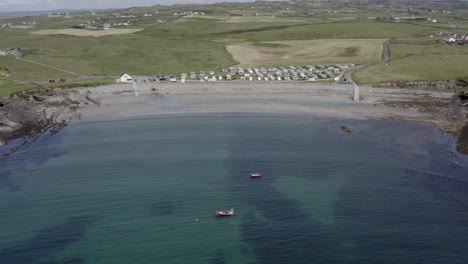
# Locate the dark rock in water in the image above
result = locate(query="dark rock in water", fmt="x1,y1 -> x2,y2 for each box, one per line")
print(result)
340,126 -> 352,134
457,124 -> 468,155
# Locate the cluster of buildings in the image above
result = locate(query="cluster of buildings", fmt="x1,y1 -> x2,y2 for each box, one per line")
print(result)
375,16 -> 402,23
173,11 -> 206,16
118,64 -> 355,83
376,16 -> 438,23
76,20 -> 131,30
0,48 -> 22,57
440,32 -> 468,45
1,21 -> 36,29
143,11 -> 159,17
184,64 -> 354,82
77,11 -> 165,30
48,13 -> 71,18
0,23 -> 12,29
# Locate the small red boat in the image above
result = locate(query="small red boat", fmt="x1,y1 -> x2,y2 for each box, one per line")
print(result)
215,208 -> 236,216
250,172 -> 262,178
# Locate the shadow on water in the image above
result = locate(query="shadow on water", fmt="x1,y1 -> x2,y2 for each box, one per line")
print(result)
0,215 -> 96,264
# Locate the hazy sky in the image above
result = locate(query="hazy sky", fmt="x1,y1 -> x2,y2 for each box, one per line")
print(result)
0,0 -> 259,12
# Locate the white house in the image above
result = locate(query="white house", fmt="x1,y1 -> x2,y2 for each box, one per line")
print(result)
117,73 -> 132,83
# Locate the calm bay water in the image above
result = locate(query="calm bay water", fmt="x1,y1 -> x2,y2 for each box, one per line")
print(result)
1,113 -> 468,264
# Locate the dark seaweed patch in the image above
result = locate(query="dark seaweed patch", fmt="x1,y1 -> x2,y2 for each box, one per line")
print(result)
0,215 -> 96,264
37,257 -> 85,264
210,249 -> 226,264
150,201 -> 175,217
0,172 -> 14,189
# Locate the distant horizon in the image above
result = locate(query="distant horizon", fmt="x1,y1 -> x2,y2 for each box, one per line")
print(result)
0,0 -> 263,12
1,0 -> 467,12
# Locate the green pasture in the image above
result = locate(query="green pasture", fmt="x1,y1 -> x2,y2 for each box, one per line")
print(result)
0,78 -> 115,98
0,56 -> 75,81
390,43 -> 468,60
0,80 -> 39,97
43,78 -> 115,89
354,43 -> 468,84
216,21 -> 433,41
354,54 -> 468,84
0,1 -> 466,91
0,28 -> 236,79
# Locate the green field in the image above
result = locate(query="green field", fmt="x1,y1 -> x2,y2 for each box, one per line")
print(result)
0,0 -> 467,93
354,43 -> 468,84
0,80 -> 39,97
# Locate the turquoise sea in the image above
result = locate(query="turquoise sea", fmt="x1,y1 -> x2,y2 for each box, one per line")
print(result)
1,113 -> 468,264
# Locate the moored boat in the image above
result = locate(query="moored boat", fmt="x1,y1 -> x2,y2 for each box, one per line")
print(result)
215,208 -> 236,216
250,172 -> 262,178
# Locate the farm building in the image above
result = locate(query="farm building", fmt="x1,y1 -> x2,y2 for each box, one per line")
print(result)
117,73 -> 133,83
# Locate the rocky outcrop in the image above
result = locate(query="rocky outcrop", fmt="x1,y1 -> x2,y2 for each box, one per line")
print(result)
0,89 -> 83,152
340,126 -> 352,134
85,91 -> 101,107
457,124 -> 468,154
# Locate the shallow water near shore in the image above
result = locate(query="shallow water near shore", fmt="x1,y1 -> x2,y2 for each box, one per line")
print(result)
1,113 -> 468,264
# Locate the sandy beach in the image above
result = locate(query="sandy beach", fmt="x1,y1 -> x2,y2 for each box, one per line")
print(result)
78,82 -> 455,127
1,81 -> 465,154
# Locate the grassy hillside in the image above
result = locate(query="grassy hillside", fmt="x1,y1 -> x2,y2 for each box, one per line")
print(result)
0,0 -> 467,95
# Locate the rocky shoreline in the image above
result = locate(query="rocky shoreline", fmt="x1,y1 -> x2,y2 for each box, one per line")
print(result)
0,88 -> 96,156
1,82 -> 467,156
